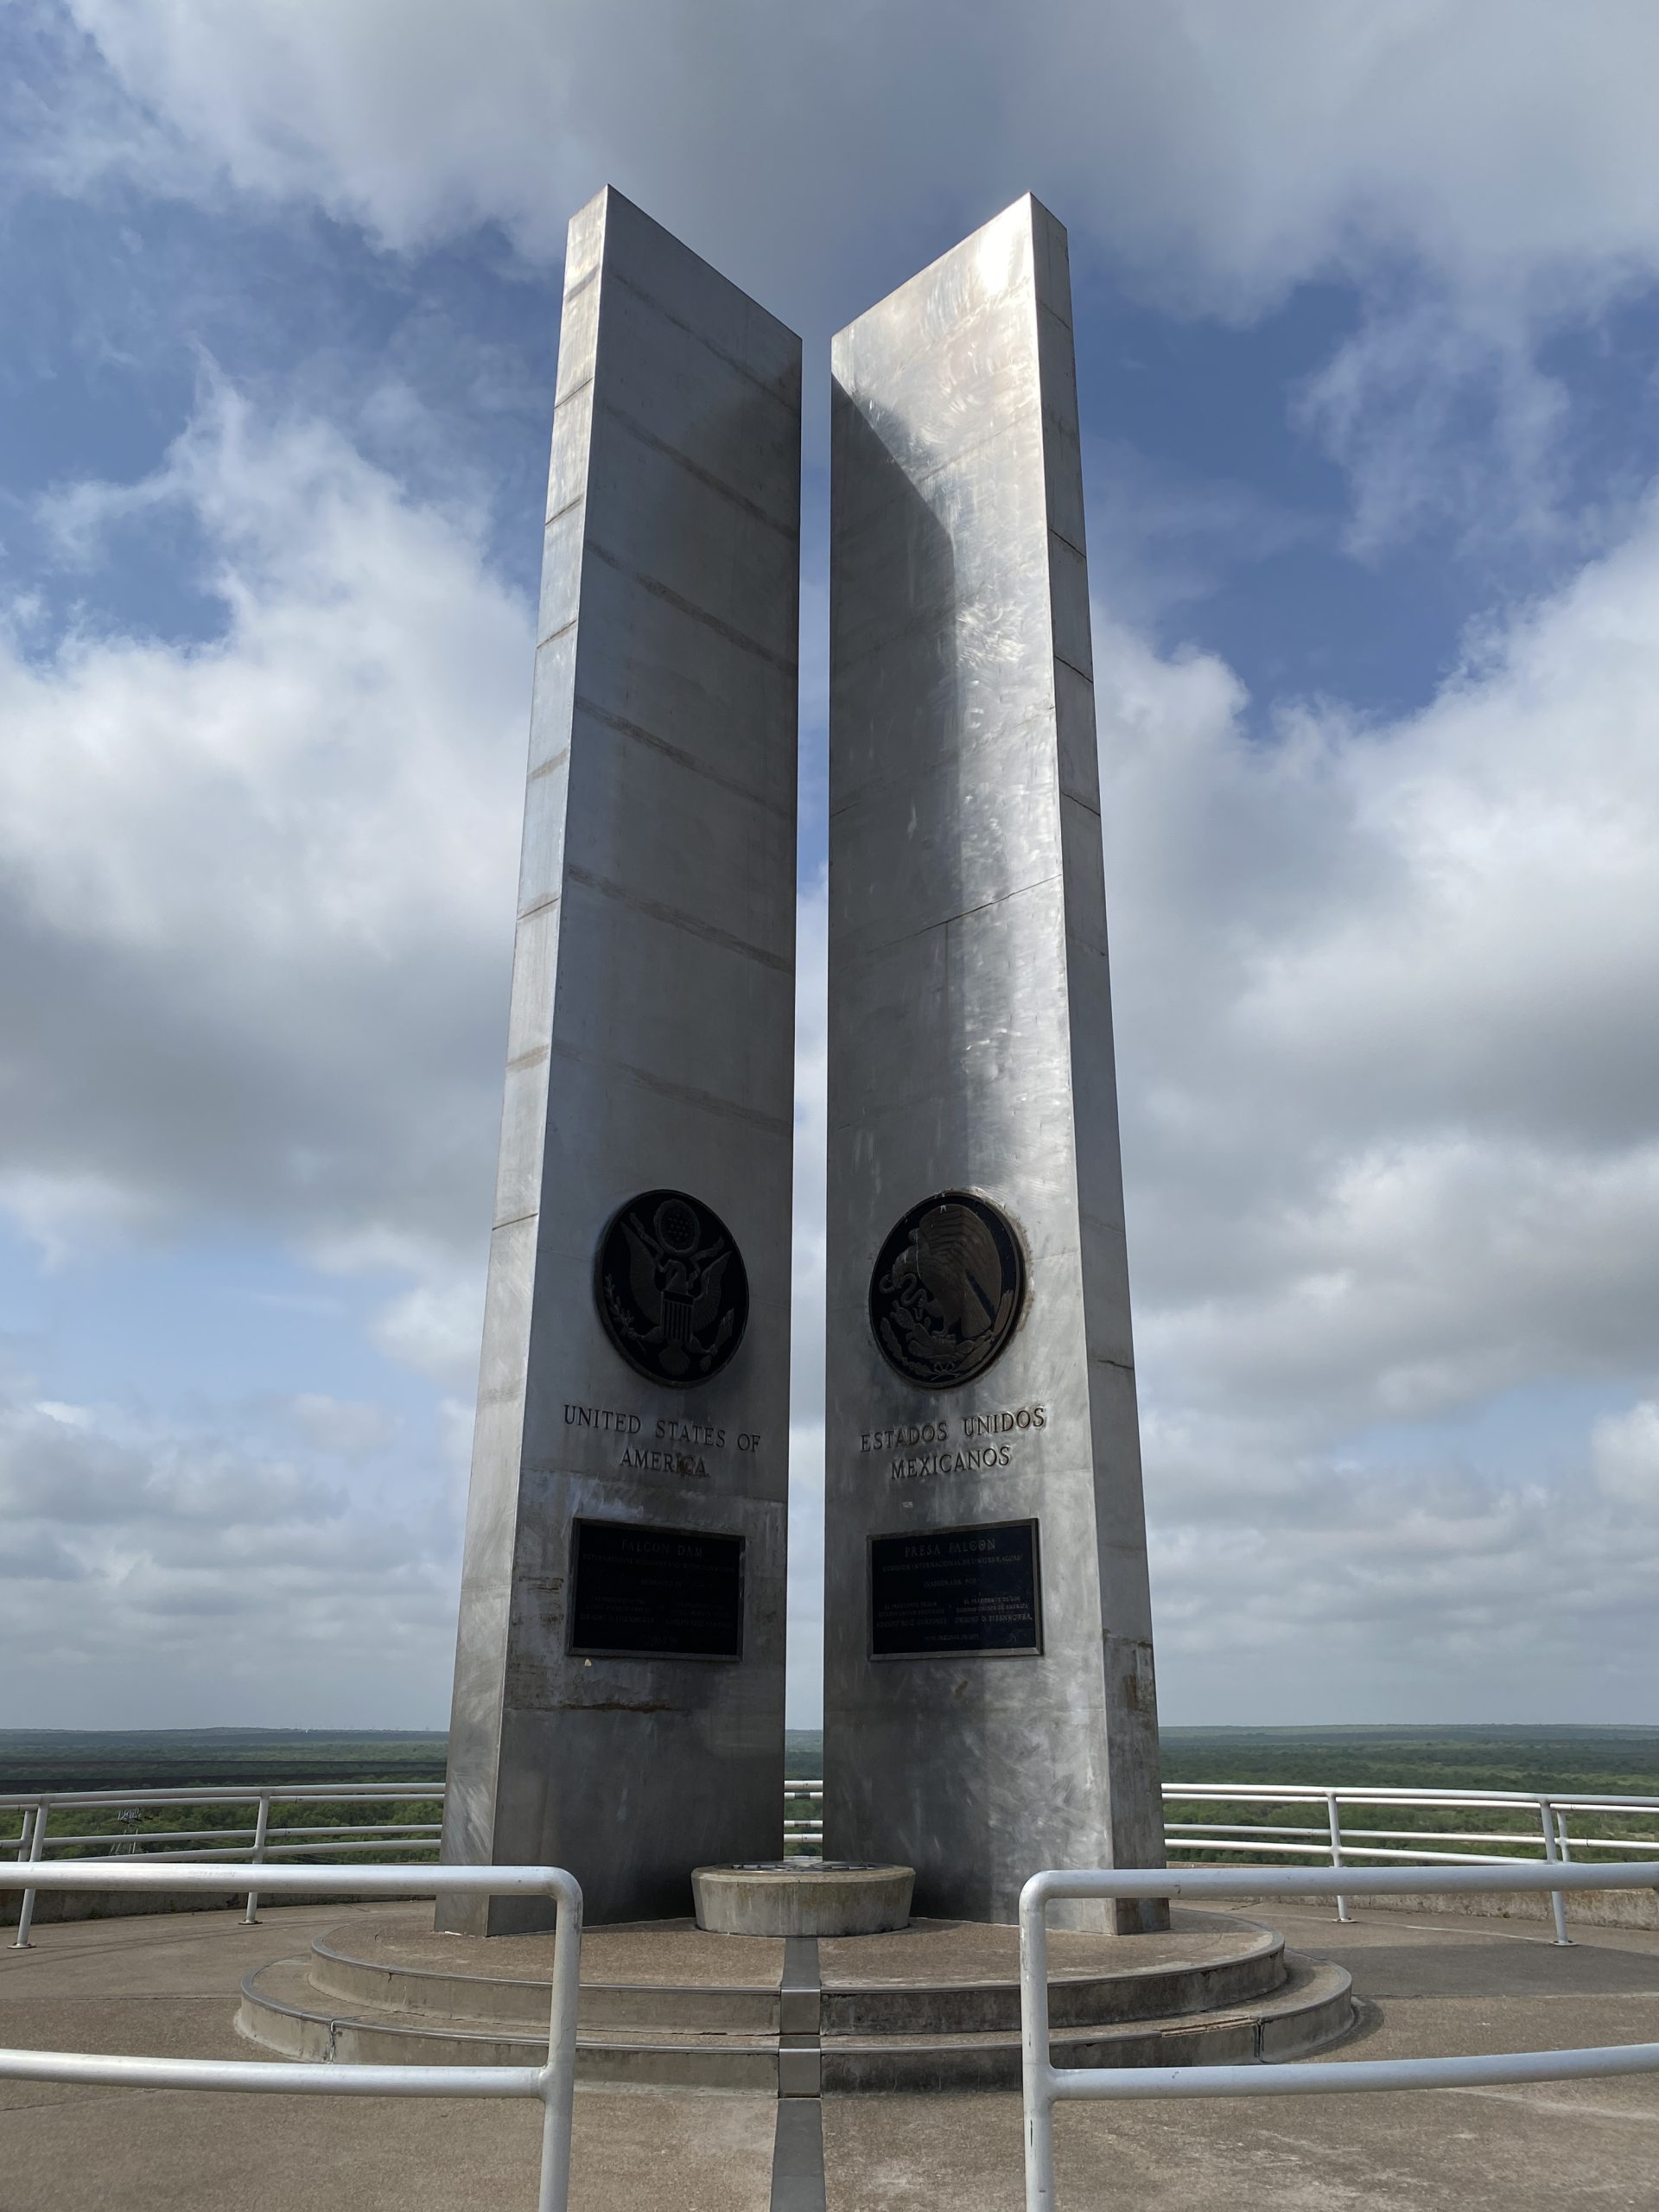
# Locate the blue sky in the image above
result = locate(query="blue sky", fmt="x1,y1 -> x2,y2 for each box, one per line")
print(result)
3,0 -> 1659,1730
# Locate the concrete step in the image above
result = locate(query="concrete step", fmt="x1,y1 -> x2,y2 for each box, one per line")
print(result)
289,1909 -> 1288,2038
820,1955 -> 1355,2092
237,1958 -> 780,2090
235,1945 -> 1354,2094
820,1922 -> 1287,2037
306,1930 -> 779,2034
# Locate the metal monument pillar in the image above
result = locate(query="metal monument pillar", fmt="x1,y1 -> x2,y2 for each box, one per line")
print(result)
822,195 -> 1166,1930
440,188 -> 800,1933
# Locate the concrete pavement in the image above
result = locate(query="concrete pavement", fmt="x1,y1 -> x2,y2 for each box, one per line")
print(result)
3,1899 -> 1656,2209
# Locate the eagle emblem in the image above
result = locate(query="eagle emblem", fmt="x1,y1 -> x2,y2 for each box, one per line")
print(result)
595,1189 -> 748,1385
868,1192 -> 1026,1389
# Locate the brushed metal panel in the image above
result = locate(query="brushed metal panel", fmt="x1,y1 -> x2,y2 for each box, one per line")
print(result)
440,188 -> 799,1932
823,195 -> 1165,1932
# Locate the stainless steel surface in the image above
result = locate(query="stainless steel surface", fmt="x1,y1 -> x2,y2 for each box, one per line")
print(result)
823,196 -> 1164,1929
440,188 -> 800,1931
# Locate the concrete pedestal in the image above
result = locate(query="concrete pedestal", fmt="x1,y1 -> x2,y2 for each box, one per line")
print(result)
692,1862 -> 914,1936
238,1907 -> 1352,2091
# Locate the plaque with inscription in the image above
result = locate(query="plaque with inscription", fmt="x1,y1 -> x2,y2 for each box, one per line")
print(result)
569,1518 -> 745,1660
868,1192 -> 1026,1389
594,1188 -> 748,1386
868,1519 -> 1042,1659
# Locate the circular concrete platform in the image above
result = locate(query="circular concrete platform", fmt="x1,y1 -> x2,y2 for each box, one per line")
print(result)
692,1859 -> 913,1936
236,1906 -> 1355,2092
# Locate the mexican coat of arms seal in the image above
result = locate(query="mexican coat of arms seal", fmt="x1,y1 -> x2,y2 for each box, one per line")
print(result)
868,1191 -> 1026,1389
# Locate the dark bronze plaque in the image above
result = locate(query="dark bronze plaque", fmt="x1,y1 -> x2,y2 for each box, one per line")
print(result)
868,1191 -> 1026,1389
568,1518 -> 745,1660
868,1519 -> 1042,1659
595,1188 -> 748,1386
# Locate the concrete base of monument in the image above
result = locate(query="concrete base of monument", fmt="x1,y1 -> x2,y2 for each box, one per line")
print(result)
235,1907 -> 1354,2093
692,1859 -> 914,1936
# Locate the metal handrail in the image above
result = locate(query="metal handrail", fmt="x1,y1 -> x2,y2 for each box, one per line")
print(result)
1019,1859 -> 1659,2212
12,1774 -> 1659,1945
0,1859 -> 582,2212
1160,1781 -> 1659,1940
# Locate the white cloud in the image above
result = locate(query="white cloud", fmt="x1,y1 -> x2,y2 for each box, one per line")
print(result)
1103,489 -> 1659,1433
0,376 -> 527,1351
0,1388 -> 460,1721
286,1393 -> 400,1459
7,10 -> 1659,1724
1592,1401 -> 1659,1508
36,0 -> 1659,312
1094,487 -> 1659,1713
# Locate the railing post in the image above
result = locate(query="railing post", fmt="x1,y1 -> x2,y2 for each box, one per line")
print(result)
1020,1882 -> 1056,2212
1325,1793 -> 1352,1923
245,1795 -> 272,1925
536,1876 -> 583,2212
14,1802 -> 48,1948
1539,1799 -> 1572,1946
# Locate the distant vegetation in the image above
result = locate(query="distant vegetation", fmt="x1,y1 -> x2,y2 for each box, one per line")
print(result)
5,1723 -> 1656,1864
1159,1725 -> 1659,1866
1159,1725 -> 1659,1797
0,1730 -> 447,1860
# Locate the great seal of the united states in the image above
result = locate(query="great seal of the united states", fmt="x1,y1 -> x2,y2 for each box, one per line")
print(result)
595,1189 -> 748,1385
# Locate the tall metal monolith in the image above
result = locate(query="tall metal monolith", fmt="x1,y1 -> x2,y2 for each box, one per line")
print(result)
440,188 -> 799,1934
822,195 -> 1166,1930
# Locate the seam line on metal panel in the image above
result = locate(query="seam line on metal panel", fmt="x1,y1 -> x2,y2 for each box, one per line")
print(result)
827,568 -> 1046,677
545,494 -> 584,526
505,1048 -> 550,1071
838,266 -> 1033,391
518,893 -> 562,920
573,696 -> 791,823
1048,520 -> 1087,560
835,388 -> 1033,519
602,403 -> 797,540
609,269 -> 801,416
537,619 -> 578,648
831,871 -> 1064,958
563,266 -> 598,303
492,1208 -> 538,1230
547,1041 -> 791,1137
553,374 -> 595,410
528,747 -> 570,782
563,863 -> 789,972
1054,650 -> 1093,683
583,542 -> 798,676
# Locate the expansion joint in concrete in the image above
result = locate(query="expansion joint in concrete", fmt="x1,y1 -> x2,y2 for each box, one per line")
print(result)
772,1935 -> 825,2209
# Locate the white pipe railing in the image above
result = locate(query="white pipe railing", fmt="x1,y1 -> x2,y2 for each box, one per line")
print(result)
0,1859 -> 582,2212
1020,1859 -> 1659,2212
1161,1783 -> 1659,1948
12,1776 -> 1659,1944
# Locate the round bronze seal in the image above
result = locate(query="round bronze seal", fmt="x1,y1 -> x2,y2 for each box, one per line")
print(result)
594,1189 -> 748,1386
868,1191 -> 1026,1389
